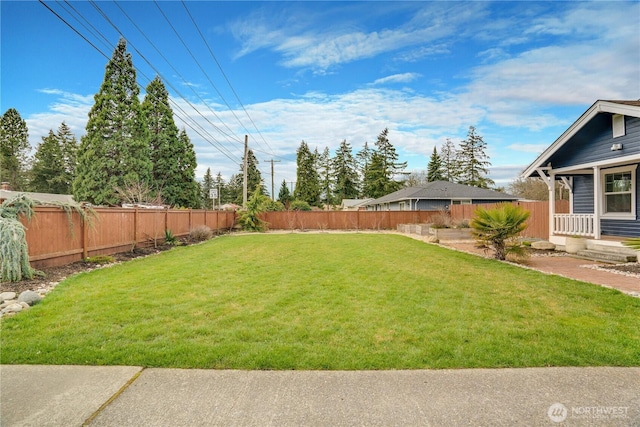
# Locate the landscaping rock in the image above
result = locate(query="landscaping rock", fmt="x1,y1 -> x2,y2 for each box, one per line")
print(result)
531,241 -> 556,250
1,291 -> 17,302
19,301 -> 30,309
2,303 -> 23,314
17,290 -> 42,306
427,236 -> 439,243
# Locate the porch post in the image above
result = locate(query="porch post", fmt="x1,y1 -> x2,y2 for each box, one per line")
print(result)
593,166 -> 601,239
548,172 -> 555,239
536,167 -> 555,240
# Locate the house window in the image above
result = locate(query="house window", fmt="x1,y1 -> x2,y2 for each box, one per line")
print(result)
612,114 -> 625,138
451,199 -> 471,205
601,165 -> 636,218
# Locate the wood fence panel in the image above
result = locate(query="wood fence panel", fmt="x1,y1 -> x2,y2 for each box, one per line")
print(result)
88,209 -> 136,254
23,207 -> 83,264
166,210 -> 191,236
449,200 -> 569,239
136,210 -> 167,246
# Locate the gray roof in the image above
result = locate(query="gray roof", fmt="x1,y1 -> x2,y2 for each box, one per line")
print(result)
0,190 -> 75,205
366,181 -> 518,205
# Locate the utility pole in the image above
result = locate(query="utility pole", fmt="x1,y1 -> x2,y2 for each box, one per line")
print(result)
264,159 -> 281,200
242,135 -> 248,209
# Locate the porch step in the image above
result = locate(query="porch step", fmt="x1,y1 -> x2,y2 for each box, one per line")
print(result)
575,249 -> 637,263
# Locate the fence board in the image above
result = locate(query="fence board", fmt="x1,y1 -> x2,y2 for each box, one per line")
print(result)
22,208 -> 235,268
449,200 -> 569,239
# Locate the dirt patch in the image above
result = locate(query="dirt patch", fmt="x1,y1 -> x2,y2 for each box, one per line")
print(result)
596,263 -> 640,275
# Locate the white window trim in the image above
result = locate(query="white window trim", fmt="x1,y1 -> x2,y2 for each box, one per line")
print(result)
599,164 -> 637,220
612,114 -> 625,138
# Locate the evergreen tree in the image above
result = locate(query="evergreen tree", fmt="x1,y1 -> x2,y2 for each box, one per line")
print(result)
0,108 -> 30,190
426,147 -> 444,182
293,140 -> 320,206
213,172 -> 226,208
333,139 -> 359,201
362,152 -> 388,199
457,126 -> 494,188
30,130 -> 66,193
277,179 -> 292,207
57,122 -> 78,189
200,168 -> 215,209
225,174 -> 242,205
373,128 -> 407,193
141,76 -> 199,207
355,141 -> 372,196
440,138 -> 459,182
361,128 -> 406,197
235,149 -> 265,204
73,38 -> 152,205
318,146 -> 334,207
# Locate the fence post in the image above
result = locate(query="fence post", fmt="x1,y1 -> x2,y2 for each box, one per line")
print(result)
134,208 -> 139,248
81,208 -> 88,259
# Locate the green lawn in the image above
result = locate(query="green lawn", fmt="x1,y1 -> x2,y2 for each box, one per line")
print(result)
1,233 -> 638,369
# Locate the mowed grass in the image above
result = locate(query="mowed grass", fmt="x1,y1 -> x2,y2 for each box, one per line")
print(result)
1,233 -> 639,369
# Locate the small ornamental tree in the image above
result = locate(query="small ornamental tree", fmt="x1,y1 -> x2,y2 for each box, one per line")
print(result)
238,184 -> 270,232
470,203 -> 530,260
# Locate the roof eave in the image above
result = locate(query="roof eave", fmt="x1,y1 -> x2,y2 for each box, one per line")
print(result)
521,100 -> 640,178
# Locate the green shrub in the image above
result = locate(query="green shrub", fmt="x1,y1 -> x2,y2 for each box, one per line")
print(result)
164,229 -> 178,246
470,203 -> 530,260
622,237 -> 640,251
238,185 -> 270,232
290,200 -> 312,211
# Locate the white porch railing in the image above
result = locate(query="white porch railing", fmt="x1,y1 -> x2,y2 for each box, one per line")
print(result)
553,214 -> 595,237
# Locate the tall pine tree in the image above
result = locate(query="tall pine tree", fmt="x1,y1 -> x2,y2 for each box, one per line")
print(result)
0,108 -> 30,190
426,147 -> 444,182
235,149 -> 265,204
318,146 -> 334,207
141,76 -> 199,207
333,139 -> 359,201
440,138 -> 459,182
73,38 -> 151,205
277,179 -> 292,207
362,128 -> 407,198
200,167 -> 214,209
293,140 -> 320,206
457,126 -> 494,188
30,127 -> 74,194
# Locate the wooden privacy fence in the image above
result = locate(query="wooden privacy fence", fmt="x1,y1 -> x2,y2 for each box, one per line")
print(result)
23,207 -> 235,268
260,210 -> 441,231
450,200 -> 569,239
20,201 -> 563,269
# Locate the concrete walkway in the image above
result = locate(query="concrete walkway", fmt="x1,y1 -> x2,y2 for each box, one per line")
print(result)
1,365 -> 639,426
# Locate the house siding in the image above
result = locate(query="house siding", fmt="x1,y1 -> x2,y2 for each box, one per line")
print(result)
573,175 -> 594,214
571,168 -> 640,237
550,114 -> 640,169
370,198 -> 516,211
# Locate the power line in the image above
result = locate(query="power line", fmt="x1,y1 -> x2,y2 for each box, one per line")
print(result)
180,0 -> 276,157
40,0 -> 243,165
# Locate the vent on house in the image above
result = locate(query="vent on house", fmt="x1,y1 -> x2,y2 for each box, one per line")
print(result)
612,114 -> 625,138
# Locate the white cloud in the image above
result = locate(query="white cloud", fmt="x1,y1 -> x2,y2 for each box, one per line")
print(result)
372,73 -> 421,85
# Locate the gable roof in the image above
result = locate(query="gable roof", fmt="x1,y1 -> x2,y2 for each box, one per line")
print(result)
365,181 -> 518,205
521,100 -> 640,178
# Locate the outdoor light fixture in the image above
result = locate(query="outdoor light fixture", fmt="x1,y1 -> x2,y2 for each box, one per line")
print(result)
611,143 -> 623,151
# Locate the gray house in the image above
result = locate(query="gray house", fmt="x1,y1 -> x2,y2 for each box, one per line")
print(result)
521,100 -> 640,247
364,181 -> 519,211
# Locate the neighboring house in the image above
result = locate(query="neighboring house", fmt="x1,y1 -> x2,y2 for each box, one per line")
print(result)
0,189 -> 75,205
340,198 -> 373,211
521,100 -> 640,246
364,181 -> 519,211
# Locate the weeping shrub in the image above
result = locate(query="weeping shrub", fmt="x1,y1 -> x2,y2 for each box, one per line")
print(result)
0,195 -> 36,281
0,195 -> 94,282
238,186 -> 270,232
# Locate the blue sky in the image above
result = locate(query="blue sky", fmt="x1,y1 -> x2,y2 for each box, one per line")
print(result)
2,1 -> 639,192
